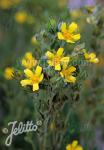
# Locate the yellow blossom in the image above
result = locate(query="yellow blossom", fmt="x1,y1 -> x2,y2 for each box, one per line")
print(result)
4,67 -> 14,80
66,140 -> 83,150
20,66 -> 44,91
84,52 -> 99,64
0,0 -> 20,9
45,48 -> 70,71
60,66 -> 76,83
15,11 -> 27,24
22,52 -> 37,69
57,22 -> 81,43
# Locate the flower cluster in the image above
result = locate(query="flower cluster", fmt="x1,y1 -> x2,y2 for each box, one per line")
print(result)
45,47 -> 76,83
4,21 -> 99,92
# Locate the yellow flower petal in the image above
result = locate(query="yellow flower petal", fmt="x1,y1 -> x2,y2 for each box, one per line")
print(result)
69,22 -> 78,33
61,57 -> 70,64
73,34 -> 81,41
76,146 -> 83,150
22,59 -> 27,67
57,48 -> 64,56
66,75 -> 76,83
85,52 -> 96,59
45,51 -> 54,59
61,57 -> 70,69
72,140 -> 78,147
61,22 -> 67,32
66,39 -> 75,43
47,60 -> 54,66
20,79 -> 32,86
68,66 -> 76,73
39,74 -> 44,82
84,52 -> 99,64
60,72 -> 63,77
90,58 -> 99,63
33,83 -> 39,91
84,53 -> 90,59
24,69 -> 33,78
57,32 -> 65,40
25,52 -> 33,59
4,67 -> 14,80
35,66 -> 42,76
89,53 -> 96,59
66,144 -> 71,150
55,64 -> 61,70
66,141 -> 83,150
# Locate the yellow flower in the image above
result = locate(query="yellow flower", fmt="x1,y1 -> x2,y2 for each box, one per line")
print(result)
0,0 -> 12,9
22,52 -> 37,69
4,67 -> 14,80
60,66 -> 76,83
15,11 -> 27,24
66,140 -> 83,150
20,66 -> 44,91
0,0 -> 20,9
84,52 -> 99,64
57,22 -> 81,43
45,48 -> 70,71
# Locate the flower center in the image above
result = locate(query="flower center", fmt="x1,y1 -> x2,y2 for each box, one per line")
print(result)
31,75 -> 39,83
63,31 -> 73,40
54,56 -> 61,65
62,69 -> 70,77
